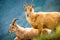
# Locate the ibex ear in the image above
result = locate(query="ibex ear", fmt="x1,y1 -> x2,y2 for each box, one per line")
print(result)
24,4 -> 26,8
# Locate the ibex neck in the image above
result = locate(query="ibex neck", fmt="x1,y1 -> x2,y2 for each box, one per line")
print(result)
15,24 -> 24,35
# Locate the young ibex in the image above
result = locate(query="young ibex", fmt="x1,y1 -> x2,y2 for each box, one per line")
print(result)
24,2 -> 60,33
8,18 -> 39,40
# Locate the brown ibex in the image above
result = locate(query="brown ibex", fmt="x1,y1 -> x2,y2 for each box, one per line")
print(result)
8,18 -> 39,40
24,1 -> 60,34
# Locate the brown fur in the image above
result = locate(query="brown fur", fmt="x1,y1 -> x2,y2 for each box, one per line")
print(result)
24,4 -> 60,33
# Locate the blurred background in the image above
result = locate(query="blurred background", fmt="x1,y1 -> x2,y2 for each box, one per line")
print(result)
0,0 -> 60,40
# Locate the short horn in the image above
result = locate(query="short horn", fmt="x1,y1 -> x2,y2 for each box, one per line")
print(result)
30,0 -> 34,8
11,18 -> 19,25
30,0 -> 33,5
24,0 -> 27,5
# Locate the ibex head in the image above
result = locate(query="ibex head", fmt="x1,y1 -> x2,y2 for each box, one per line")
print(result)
24,0 -> 34,17
8,18 -> 19,33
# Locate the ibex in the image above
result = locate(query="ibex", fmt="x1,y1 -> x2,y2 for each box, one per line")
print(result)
24,1 -> 60,34
8,18 -> 39,40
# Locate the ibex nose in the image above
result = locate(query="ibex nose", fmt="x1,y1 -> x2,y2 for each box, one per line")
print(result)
27,13 -> 30,17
